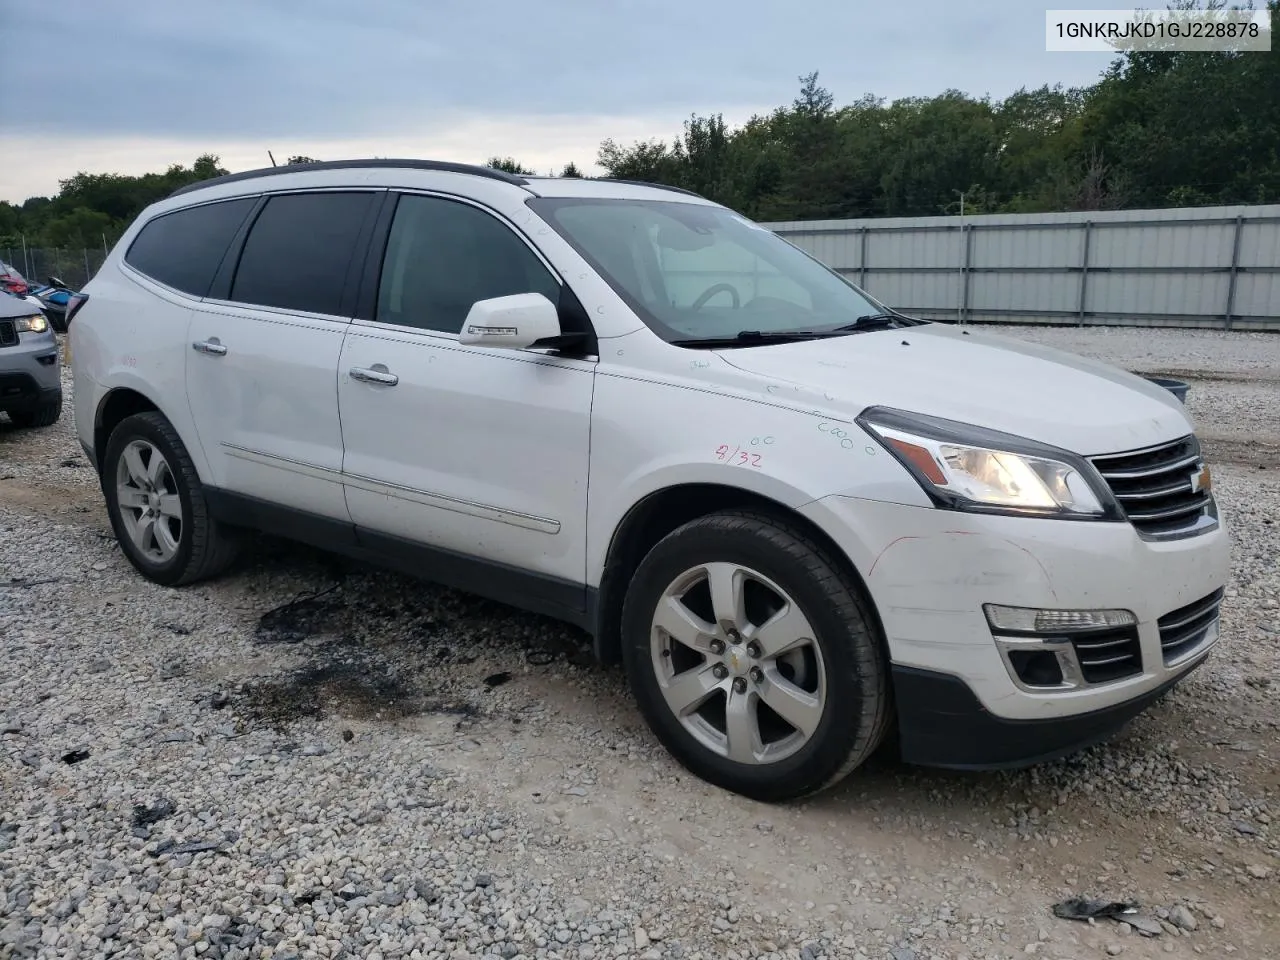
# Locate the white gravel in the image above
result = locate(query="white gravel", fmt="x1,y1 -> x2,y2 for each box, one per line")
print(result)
2,330 -> 1278,960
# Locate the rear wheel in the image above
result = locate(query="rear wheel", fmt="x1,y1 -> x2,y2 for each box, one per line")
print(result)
7,393 -> 62,428
621,510 -> 890,802
102,411 -> 241,586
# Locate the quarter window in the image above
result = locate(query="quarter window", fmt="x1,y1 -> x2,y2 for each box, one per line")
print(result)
376,194 -> 560,334
231,191 -> 376,316
124,197 -> 257,297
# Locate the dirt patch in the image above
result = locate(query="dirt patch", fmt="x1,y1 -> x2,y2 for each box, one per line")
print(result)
1198,437 -> 1280,470
237,641 -> 433,728
233,576 -> 546,730
254,583 -> 348,644
0,476 -> 101,520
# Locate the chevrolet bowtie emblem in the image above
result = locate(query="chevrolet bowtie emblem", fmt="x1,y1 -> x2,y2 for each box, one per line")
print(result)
1191,462 -> 1212,493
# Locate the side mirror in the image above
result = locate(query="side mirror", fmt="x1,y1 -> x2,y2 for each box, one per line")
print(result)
458,292 -> 562,350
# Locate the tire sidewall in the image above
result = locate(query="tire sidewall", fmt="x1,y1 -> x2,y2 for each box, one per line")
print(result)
102,413 -> 199,586
621,517 -> 882,799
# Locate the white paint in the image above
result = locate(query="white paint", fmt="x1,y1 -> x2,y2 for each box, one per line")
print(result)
72,163 -> 1231,744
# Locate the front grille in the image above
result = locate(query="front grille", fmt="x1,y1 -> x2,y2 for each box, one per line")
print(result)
0,320 -> 16,347
1070,626 -> 1144,684
1158,589 -> 1224,665
1090,435 -> 1212,538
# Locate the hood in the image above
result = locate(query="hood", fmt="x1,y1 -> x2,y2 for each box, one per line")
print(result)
715,323 -> 1192,457
0,292 -> 45,320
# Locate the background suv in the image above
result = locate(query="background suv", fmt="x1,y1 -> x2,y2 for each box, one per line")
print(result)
0,292 -> 62,428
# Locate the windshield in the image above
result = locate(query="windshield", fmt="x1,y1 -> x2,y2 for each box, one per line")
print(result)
526,197 -> 893,343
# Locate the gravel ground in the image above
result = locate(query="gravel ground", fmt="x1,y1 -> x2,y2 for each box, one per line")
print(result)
2,328 -> 1277,960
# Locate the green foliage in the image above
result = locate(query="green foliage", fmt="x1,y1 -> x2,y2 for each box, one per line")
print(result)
4,4 -> 1277,252
485,156 -> 536,175
597,3 -> 1280,218
0,154 -> 229,250
286,155 -> 319,165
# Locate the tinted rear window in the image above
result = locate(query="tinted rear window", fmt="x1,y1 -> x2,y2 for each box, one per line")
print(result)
125,197 -> 257,297
230,192 -> 376,316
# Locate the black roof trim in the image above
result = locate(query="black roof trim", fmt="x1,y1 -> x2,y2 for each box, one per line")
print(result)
596,178 -> 706,199
169,159 -> 530,198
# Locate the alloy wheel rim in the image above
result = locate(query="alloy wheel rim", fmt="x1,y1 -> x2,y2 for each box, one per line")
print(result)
650,562 -> 826,765
115,439 -> 182,563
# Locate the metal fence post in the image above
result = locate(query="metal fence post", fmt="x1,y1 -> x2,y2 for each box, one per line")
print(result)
1224,214 -> 1244,331
1078,221 -> 1092,327
960,224 -> 974,324
858,226 -> 869,289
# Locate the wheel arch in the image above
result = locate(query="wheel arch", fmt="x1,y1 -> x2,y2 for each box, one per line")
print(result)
92,387 -> 187,477
591,482 -> 886,666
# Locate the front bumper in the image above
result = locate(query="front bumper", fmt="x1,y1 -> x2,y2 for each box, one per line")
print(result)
890,660 -> 1205,768
799,494 -> 1230,762
0,331 -> 62,411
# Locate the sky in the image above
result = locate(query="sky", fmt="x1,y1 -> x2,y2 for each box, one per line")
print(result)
0,0 -> 1124,203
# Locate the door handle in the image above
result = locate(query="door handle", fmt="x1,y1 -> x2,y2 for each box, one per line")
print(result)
349,365 -> 398,386
192,338 -> 227,356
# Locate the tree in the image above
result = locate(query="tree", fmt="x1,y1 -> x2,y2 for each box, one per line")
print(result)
286,155 -> 320,165
486,156 -> 536,175
5,22 -> 1279,252
3,156 -> 229,249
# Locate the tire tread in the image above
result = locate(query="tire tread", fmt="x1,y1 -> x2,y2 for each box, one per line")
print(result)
105,411 -> 240,586
8,394 -> 62,429
622,507 -> 892,802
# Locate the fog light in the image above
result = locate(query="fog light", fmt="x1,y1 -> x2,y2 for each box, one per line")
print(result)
1007,649 -> 1065,687
984,604 -> 1137,634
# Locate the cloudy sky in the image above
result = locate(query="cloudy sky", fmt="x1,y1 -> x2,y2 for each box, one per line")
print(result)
1,0 -> 1123,203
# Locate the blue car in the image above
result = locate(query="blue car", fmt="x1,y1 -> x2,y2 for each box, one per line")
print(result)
27,275 -> 80,333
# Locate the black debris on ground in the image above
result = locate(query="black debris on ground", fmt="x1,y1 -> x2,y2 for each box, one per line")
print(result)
132,797 -> 177,828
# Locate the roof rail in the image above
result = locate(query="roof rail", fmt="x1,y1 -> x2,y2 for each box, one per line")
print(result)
597,178 -> 706,199
169,158 -> 530,198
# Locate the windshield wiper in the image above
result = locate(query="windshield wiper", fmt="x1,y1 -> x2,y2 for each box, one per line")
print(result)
671,329 -> 846,348
831,313 -> 903,331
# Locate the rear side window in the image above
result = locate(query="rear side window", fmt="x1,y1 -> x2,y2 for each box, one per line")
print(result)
125,197 -> 256,297
230,192 -> 376,316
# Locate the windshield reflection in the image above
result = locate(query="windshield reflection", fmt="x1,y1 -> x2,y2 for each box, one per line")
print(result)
528,197 -> 895,344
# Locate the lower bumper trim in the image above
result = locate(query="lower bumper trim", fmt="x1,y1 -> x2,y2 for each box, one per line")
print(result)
0,379 -> 61,412
892,659 -> 1206,770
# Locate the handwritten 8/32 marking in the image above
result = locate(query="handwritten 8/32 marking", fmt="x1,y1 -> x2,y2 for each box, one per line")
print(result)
715,439 -> 770,468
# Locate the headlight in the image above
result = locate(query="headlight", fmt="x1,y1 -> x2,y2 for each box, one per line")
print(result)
858,407 -> 1119,520
15,313 -> 48,334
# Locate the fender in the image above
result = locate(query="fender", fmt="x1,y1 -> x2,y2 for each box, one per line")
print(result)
94,376 -> 213,484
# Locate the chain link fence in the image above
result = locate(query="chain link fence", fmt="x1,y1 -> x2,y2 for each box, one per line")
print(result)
2,247 -> 110,291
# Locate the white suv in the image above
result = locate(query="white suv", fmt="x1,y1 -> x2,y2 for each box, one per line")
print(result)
70,160 -> 1230,801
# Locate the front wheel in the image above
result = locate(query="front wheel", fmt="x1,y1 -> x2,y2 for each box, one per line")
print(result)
7,393 -> 62,428
621,510 -> 890,803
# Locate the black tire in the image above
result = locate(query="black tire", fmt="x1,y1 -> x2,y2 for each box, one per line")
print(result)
102,411 -> 242,586
7,393 -> 62,428
621,509 -> 890,803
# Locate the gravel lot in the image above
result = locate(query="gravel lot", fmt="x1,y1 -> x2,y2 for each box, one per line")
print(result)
2,325 -> 1277,960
